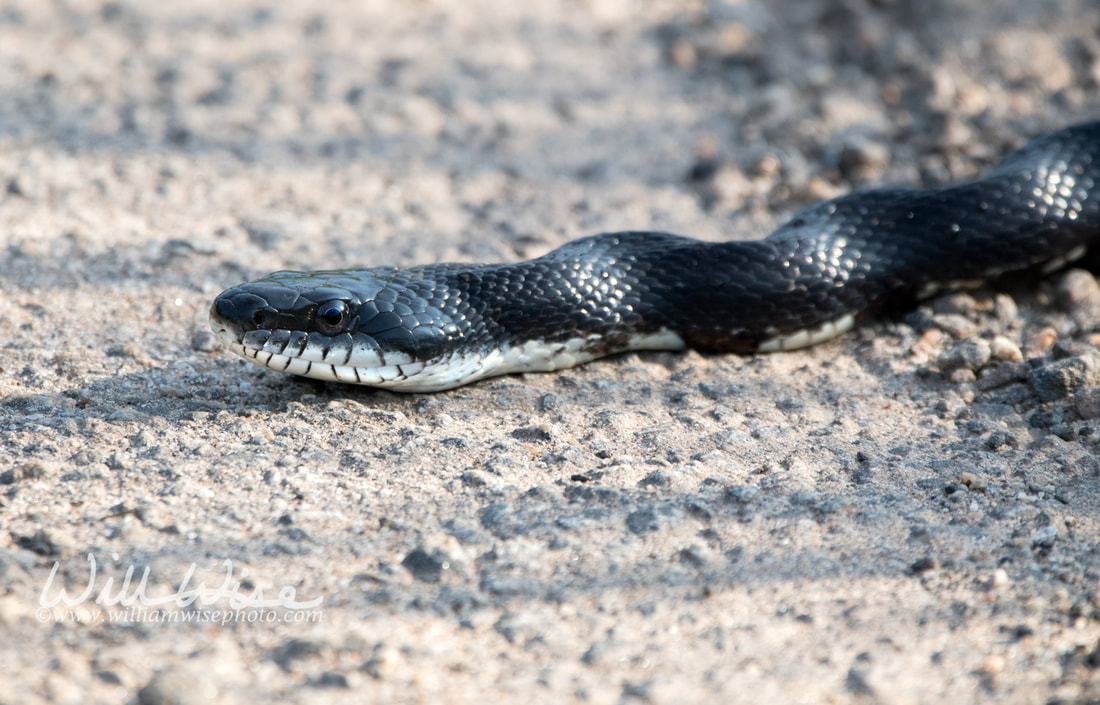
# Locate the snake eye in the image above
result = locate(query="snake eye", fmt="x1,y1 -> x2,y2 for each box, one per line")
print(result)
314,300 -> 350,335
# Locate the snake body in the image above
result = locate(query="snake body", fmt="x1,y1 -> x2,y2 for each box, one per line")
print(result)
210,122 -> 1100,392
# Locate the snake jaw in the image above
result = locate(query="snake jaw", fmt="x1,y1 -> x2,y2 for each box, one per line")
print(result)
210,284 -> 685,391
209,317 -> 428,388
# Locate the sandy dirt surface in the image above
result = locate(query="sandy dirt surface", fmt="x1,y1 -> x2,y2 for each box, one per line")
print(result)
3,0 -> 1100,703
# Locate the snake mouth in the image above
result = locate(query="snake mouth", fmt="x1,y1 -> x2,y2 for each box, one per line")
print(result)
208,323 -> 492,391
214,333 -> 430,387
210,298 -> 686,391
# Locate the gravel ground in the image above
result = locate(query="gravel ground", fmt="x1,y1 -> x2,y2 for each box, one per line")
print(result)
3,1 -> 1100,703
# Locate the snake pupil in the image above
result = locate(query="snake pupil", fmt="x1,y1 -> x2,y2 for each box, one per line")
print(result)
315,300 -> 350,335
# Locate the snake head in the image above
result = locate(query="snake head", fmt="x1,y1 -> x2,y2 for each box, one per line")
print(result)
209,269 -> 459,388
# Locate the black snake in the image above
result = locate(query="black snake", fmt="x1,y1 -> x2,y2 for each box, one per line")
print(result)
210,121 -> 1100,391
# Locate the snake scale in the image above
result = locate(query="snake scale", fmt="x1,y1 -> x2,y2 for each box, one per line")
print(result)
210,121 -> 1100,391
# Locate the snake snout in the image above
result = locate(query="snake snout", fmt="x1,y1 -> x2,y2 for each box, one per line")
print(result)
209,295 -> 240,336
210,288 -> 293,343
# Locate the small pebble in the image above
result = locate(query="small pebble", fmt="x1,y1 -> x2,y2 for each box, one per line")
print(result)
401,549 -> 444,583
639,471 -> 670,488
512,424 -> 552,442
460,469 -> 493,488
401,534 -> 470,583
937,339 -> 991,372
1052,340 -> 1097,360
930,292 -> 978,316
910,557 -> 938,573
990,336 -> 1022,362
1031,525 -> 1058,548
1030,354 -> 1100,401
949,368 -> 976,384
985,431 -> 1014,451
910,328 -> 945,360
993,294 -> 1019,324
931,313 -> 976,338
959,472 -> 988,491
1074,388 -> 1100,419
310,672 -> 350,689
1031,327 -> 1059,352
677,544 -> 713,567
1055,269 -> 1100,308
837,135 -> 890,180
976,362 -> 1027,391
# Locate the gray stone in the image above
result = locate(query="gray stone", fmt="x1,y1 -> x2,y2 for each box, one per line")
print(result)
930,313 -> 976,338
976,362 -> 1027,391
1074,388 -> 1100,419
310,672 -> 350,688
401,549 -> 444,583
930,292 -> 978,316
937,339 -> 991,372
837,135 -> 889,180
1056,269 -> 1100,308
511,425 -> 552,442
1030,354 -> 1100,401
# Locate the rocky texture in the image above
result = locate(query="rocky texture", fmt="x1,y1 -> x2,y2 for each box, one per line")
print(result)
3,1 -> 1100,704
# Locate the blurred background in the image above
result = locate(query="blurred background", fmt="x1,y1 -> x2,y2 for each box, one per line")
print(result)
2,2 -> 1100,704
